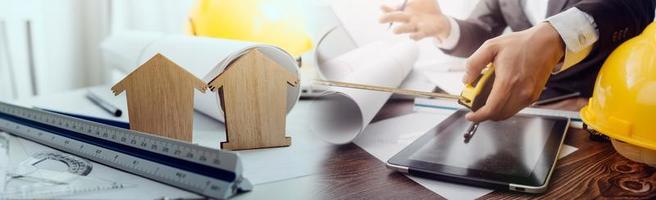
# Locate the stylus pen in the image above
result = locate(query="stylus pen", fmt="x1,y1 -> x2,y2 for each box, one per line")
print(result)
464,122 -> 479,143
86,91 -> 123,117
387,0 -> 409,30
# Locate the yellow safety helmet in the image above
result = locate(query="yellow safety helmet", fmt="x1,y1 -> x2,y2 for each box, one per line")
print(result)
187,0 -> 313,58
580,22 -> 656,165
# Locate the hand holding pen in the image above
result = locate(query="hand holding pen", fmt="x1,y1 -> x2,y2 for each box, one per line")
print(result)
386,0 -> 408,29
379,0 -> 453,41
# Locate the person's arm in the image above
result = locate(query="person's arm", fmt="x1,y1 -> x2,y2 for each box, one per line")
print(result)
548,0 -> 656,74
379,0 -> 506,57
546,7 -> 598,74
378,0 -> 452,41
464,0 -> 655,122
575,0 -> 656,58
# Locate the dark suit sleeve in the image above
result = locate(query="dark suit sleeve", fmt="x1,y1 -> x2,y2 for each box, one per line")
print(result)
543,0 -> 654,99
439,0 -> 507,57
575,0 -> 655,55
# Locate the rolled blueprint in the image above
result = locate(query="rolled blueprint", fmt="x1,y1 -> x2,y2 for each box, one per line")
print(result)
310,40 -> 419,144
102,31 -> 301,122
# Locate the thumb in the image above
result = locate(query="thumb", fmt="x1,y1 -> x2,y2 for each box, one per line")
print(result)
463,42 -> 496,84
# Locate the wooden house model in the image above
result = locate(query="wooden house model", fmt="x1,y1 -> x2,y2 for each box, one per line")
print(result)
208,49 -> 299,150
112,53 -> 207,141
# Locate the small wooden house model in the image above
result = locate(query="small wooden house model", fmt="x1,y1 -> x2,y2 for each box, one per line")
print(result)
112,54 -> 207,141
209,49 -> 299,150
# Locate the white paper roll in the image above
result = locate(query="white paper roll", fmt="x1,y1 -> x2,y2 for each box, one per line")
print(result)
311,40 -> 419,144
102,31 -> 301,122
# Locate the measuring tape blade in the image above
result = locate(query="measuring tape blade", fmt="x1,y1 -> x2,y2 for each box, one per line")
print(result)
0,101 -> 251,199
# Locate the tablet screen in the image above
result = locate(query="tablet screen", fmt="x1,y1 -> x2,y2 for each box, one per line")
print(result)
388,110 -> 569,187
409,115 -> 554,177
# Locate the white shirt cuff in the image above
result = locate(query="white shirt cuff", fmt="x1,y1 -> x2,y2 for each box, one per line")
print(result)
546,7 -> 599,73
433,17 -> 460,50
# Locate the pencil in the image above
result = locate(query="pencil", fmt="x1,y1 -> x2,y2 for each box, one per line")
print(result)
387,0 -> 409,30
86,91 -> 123,117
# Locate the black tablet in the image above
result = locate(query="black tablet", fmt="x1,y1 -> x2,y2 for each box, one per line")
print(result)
387,110 -> 569,193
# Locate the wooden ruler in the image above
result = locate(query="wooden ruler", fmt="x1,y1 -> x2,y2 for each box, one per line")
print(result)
314,79 -> 461,100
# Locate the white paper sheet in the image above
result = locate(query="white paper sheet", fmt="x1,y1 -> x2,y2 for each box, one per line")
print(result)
102,32 -> 301,122
418,68 -> 466,95
354,112 -> 579,199
327,0 -> 398,47
310,40 -> 419,144
192,101 -> 332,185
312,23 -> 436,100
0,132 -> 198,199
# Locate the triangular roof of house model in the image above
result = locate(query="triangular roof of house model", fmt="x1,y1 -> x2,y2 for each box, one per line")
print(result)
208,49 -> 298,92
112,53 -> 207,95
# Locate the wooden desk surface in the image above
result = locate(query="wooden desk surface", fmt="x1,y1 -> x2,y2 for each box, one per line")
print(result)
236,99 -> 656,199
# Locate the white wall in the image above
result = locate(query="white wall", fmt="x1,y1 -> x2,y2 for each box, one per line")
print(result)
0,0 -> 112,99
111,0 -> 193,34
0,0 -> 41,99
0,0 -> 195,100
35,0 -> 112,96
0,20 -> 14,101
36,1 -> 87,95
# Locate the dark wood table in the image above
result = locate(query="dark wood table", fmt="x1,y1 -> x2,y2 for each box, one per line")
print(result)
234,99 -> 656,199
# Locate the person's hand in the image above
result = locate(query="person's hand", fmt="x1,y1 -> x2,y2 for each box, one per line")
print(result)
378,0 -> 451,41
464,22 -> 565,122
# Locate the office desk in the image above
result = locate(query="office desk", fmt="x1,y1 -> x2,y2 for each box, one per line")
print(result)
12,87 -> 655,199
235,99 -> 656,200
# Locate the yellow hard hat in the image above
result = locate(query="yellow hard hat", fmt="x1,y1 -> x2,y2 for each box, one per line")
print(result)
187,0 -> 313,58
580,22 -> 656,162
